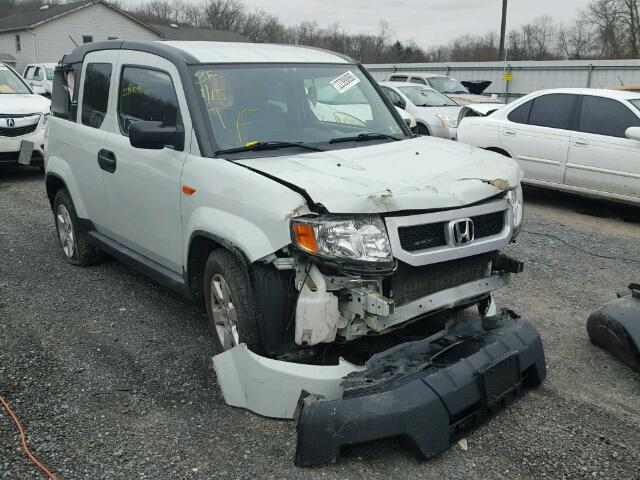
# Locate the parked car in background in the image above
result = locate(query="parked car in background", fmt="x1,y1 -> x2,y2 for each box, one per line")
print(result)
22,63 -> 56,96
379,81 -> 460,139
0,62 -> 50,169
388,72 -> 498,105
308,80 -> 416,131
457,88 -> 640,205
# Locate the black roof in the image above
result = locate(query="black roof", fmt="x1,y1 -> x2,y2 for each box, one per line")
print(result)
61,40 -> 198,65
0,0 -> 159,34
151,24 -> 248,43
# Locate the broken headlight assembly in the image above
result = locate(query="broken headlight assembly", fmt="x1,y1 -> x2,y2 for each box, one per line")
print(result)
290,216 -> 394,272
507,185 -> 524,237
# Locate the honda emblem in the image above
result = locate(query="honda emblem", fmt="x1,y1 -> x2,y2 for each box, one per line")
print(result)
450,218 -> 474,245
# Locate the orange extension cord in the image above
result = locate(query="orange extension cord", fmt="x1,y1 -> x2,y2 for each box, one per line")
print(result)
0,395 -> 59,480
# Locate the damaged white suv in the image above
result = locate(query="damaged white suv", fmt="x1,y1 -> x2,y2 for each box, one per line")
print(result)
45,41 -> 543,465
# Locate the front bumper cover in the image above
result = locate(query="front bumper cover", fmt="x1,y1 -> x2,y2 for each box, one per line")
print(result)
295,311 -> 546,466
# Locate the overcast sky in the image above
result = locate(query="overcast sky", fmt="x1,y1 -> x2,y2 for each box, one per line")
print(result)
240,0 -> 589,47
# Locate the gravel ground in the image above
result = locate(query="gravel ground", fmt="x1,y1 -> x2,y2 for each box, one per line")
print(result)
1,164 -> 639,479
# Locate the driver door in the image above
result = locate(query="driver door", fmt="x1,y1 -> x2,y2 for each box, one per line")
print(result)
100,50 -> 192,273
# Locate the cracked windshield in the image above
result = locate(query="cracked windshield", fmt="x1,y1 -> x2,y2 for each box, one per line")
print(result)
192,65 -> 407,152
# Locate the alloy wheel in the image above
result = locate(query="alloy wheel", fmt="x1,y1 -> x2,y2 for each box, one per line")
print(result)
210,274 -> 240,350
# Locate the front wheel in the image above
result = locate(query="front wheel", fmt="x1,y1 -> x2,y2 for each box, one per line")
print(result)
416,124 -> 430,136
204,249 -> 262,353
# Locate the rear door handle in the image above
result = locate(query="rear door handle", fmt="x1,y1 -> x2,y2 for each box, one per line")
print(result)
97,149 -> 117,173
503,129 -> 516,136
573,139 -> 589,147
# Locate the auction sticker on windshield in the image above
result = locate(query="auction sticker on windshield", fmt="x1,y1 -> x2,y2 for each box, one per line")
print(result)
330,71 -> 360,94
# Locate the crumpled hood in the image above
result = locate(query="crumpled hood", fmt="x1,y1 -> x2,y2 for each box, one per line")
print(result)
0,94 -> 50,115
447,93 -> 498,105
237,137 -> 523,213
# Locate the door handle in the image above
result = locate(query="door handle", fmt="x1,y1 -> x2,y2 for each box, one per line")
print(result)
97,149 -> 117,173
573,139 -> 589,147
503,129 -> 516,136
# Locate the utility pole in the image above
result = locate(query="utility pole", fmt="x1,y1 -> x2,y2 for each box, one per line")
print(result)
498,0 -> 508,61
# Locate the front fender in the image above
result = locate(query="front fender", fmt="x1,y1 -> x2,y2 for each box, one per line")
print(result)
184,206 -> 291,263
181,155 -> 312,265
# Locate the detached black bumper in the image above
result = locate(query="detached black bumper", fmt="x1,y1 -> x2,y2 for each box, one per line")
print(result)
295,312 -> 546,466
587,283 -> 640,373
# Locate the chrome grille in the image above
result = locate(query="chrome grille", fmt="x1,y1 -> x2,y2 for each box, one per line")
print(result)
397,210 -> 506,252
0,114 -> 40,138
385,199 -> 514,267
0,123 -> 38,137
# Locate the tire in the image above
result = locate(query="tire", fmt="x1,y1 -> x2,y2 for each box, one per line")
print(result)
416,123 -> 430,136
204,249 -> 262,354
53,188 -> 101,266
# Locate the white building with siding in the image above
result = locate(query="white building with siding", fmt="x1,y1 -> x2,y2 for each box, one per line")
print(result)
0,1 -> 160,73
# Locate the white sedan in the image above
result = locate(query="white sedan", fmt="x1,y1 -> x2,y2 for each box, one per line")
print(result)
379,81 -> 461,139
457,88 -> 640,205
0,62 -> 50,169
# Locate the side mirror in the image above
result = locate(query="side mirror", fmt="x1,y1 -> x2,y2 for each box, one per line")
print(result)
393,100 -> 405,109
32,85 -> 46,95
129,121 -> 184,150
625,126 -> 640,141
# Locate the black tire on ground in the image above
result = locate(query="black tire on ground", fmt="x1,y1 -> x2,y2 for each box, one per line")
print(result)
416,123 -> 430,136
204,249 -> 262,354
53,188 -> 102,266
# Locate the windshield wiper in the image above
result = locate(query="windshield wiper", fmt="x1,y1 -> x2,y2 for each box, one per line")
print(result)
215,141 -> 325,156
329,132 -> 401,144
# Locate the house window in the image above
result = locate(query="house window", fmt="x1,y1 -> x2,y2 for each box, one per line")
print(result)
15,34 -> 21,52
108,36 -> 118,40
82,35 -> 93,44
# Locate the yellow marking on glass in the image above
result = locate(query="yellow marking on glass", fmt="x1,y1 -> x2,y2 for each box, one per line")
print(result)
236,108 -> 259,143
208,107 -> 227,129
245,141 -> 259,147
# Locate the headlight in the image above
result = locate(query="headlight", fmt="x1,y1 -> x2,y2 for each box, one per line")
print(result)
507,185 -> 524,234
41,113 -> 50,128
435,114 -> 458,128
291,216 -> 392,265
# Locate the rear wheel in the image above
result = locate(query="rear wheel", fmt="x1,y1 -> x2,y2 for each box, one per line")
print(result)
204,249 -> 262,353
53,188 -> 101,266
416,124 -> 430,136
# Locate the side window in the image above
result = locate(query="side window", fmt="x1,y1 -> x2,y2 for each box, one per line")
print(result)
118,66 -> 180,135
81,63 -> 112,129
380,86 -> 405,109
34,67 -> 42,80
528,94 -> 577,130
390,75 -> 407,82
410,77 -> 427,85
507,100 -> 533,124
578,96 -> 640,138
24,66 -> 34,79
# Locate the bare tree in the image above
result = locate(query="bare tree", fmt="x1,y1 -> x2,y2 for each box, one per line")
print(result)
558,20 -> 595,59
202,0 -> 245,32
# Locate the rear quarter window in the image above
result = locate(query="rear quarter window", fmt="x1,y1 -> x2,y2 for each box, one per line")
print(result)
81,63 -> 112,129
507,100 -> 532,124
